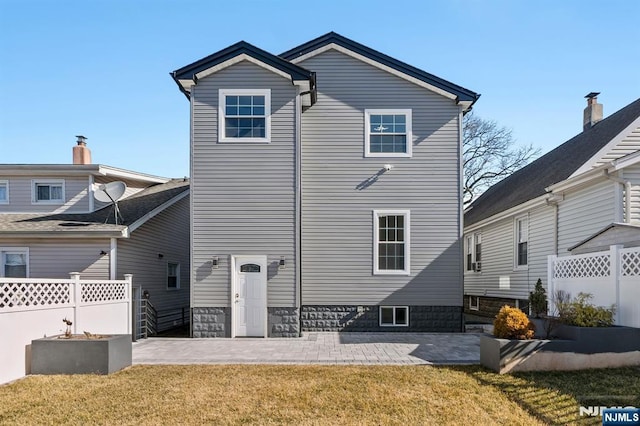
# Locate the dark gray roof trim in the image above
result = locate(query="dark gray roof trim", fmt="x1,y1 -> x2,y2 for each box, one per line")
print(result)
280,31 -> 480,104
465,97 -> 640,226
171,41 -> 316,101
0,179 -> 189,235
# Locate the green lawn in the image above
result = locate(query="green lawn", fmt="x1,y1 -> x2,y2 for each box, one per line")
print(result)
0,365 -> 638,425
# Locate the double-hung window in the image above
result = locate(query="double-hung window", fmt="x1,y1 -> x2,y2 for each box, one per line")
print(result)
219,89 -> 271,143
0,180 -> 8,203
1,249 -> 28,278
32,180 -> 64,204
515,216 -> 528,268
373,210 -> 410,275
167,262 -> 180,290
364,109 -> 412,157
465,233 -> 482,273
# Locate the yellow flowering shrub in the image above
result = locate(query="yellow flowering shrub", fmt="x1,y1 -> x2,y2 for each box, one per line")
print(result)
493,305 -> 535,340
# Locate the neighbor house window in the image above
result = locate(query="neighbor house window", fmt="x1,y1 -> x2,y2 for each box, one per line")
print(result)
380,306 -> 409,326
364,109 -> 412,157
32,180 -> 64,203
515,216 -> 528,268
167,262 -> 180,290
465,233 -> 482,273
373,210 -> 410,275
1,249 -> 28,278
469,296 -> 479,311
0,180 -> 7,203
219,89 -> 271,142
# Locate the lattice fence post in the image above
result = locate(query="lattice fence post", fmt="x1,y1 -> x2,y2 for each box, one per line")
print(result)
610,245 -> 621,325
547,255 -> 556,316
124,274 -> 133,335
69,272 -> 81,334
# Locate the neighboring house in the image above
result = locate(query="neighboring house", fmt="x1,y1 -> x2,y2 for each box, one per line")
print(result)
0,138 -> 190,332
464,95 -> 640,318
171,32 -> 479,337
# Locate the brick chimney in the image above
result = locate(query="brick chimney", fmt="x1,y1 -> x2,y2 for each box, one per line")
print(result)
583,92 -> 603,131
72,135 -> 92,164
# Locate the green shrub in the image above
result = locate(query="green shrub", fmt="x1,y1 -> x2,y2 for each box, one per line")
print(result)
493,305 -> 535,340
555,292 -> 615,327
528,278 -> 547,318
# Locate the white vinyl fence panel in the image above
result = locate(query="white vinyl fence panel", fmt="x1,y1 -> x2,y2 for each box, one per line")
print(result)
0,273 -> 132,384
548,246 -> 640,328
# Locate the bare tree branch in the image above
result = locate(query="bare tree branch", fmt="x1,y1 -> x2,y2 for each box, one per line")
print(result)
463,112 -> 540,206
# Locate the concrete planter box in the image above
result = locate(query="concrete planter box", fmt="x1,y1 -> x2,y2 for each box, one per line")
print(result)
31,334 -> 132,375
481,325 -> 640,374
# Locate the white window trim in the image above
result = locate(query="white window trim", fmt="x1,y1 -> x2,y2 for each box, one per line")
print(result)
31,179 -> 65,204
0,247 -> 29,278
469,296 -> 479,311
218,89 -> 271,143
0,180 -> 8,204
373,209 -> 410,275
464,232 -> 482,274
167,261 -> 180,291
514,215 -> 529,270
364,109 -> 412,158
379,306 -> 409,327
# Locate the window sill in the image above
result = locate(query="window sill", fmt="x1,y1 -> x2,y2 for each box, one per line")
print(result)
218,137 -> 271,144
513,265 -> 529,272
31,201 -> 64,205
380,324 -> 409,327
365,152 -> 412,158
374,270 -> 410,276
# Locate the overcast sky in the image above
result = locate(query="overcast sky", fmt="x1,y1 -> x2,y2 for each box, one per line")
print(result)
1,0 -> 638,177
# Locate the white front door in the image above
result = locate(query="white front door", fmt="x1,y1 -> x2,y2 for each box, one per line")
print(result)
233,256 -> 267,337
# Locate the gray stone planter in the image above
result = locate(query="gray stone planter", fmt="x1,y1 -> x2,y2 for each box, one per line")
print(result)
481,325 -> 640,373
31,334 -> 132,375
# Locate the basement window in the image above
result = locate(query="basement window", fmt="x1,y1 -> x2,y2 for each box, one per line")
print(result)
469,296 -> 479,311
379,306 -> 408,327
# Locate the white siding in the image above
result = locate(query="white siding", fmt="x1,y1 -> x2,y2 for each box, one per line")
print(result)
191,61 -> 297,308
0,176 -> 90,213
0,238 -> 110,278
464,204 -> 555,300
557,179 -> 617,254
117,196 -> 190,314
299,49 -> 463,306
623,164 -> 640,223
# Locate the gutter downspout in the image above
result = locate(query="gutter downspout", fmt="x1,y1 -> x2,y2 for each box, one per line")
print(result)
605,170 -> 632,223
295,89 -> 302,335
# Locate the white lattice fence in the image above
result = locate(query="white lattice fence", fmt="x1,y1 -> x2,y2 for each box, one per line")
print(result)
0,273 -> 132,385
548,246 -> 640,328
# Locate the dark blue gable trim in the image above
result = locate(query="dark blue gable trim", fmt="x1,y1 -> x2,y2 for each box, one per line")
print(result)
280,32 -> 480,104
171,41 -> 315,100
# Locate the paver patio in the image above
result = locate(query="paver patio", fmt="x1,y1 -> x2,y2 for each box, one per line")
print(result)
133,332 -> 480,365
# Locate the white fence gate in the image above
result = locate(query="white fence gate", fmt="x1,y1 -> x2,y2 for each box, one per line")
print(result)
548,246 -> 640,328
0,273 -> 132,385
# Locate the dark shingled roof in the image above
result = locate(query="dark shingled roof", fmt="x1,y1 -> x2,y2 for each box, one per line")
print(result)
465,97 -> 640,226
0,179 -> 189,235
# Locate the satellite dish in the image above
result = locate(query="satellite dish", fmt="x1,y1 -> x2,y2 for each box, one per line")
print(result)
94,181 -> 127,224
94,181 -> 126,203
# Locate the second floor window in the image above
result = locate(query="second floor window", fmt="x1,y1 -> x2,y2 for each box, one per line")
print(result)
365,109 -> 412,157
219,89 -> 271,143
0,181 -> 7,203
515,216 -> 528,268
1,250 -> 28,278
33,180 -> 64,203
465,233 -> 482,272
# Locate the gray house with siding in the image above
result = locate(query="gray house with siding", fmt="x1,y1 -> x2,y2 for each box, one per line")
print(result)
0,140 -> 190,333
464,95 -> 640,318
172,32 -> 479,337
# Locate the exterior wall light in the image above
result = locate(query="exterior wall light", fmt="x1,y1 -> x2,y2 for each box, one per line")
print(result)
212,256 -> 219,269
279,256 -> 286,269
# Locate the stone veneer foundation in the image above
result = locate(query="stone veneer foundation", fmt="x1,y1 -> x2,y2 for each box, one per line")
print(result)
191,307 -> 300,338
301,305 -> 463,332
